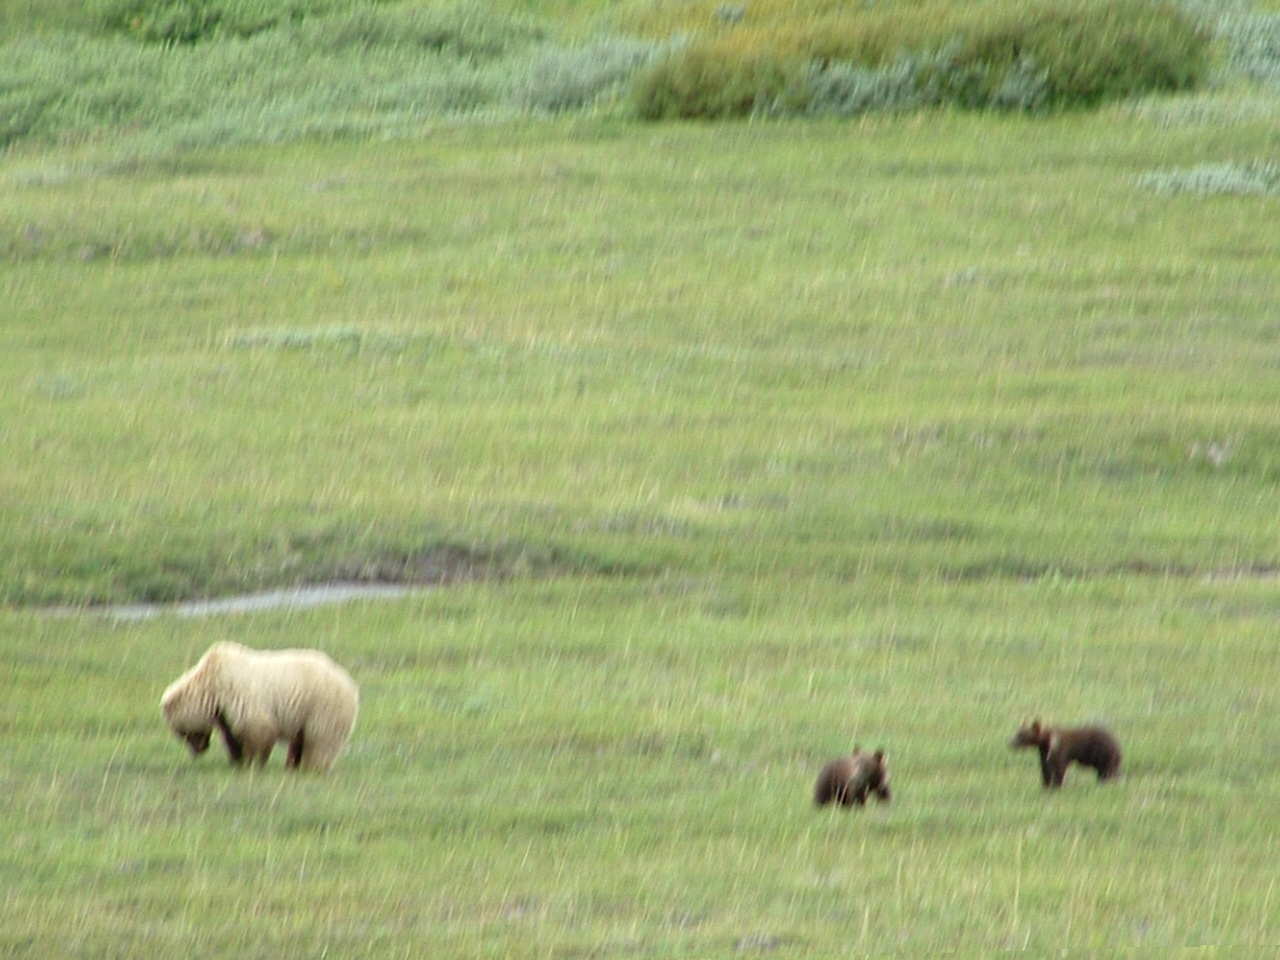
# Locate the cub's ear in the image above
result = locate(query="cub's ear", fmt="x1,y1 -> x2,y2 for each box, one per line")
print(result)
1030,719 -> 1042,733
873,749 -> 885,761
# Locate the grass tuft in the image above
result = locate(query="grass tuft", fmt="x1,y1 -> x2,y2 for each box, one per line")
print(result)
226,325 -> 409,352
1138,161 -> 1280,194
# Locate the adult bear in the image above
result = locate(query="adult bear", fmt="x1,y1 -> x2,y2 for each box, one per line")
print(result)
161,641 -> 358,773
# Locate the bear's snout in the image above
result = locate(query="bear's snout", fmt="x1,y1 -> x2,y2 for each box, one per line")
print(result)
183,731 -> 211,755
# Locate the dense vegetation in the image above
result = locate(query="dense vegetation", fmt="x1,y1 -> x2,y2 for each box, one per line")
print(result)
0,0 -> 1252,161
4,0 -> 1280,957
95,0 -> 397,45
631,0 -> 1210,118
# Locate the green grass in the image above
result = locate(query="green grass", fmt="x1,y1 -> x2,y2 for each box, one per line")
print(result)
4,577 -> 1279,956
5,106 -> 1280,956
4,1 -> 1280,956
5,113 -> 1280,603
0,6 -> 550,155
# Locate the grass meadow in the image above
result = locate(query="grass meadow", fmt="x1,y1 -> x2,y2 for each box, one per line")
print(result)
4,0 -> 1280,956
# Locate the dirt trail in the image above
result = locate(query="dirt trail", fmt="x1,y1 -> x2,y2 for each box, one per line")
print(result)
54,583 -> 419,620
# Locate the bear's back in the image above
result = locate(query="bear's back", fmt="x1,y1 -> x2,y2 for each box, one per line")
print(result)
209,644 -> 357,710
1061,726 -> 1121,773
814,755 -> 856,806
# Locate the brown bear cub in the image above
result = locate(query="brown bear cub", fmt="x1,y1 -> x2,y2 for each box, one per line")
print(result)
1010,719 -> 1121,789
814,747 -> 892,807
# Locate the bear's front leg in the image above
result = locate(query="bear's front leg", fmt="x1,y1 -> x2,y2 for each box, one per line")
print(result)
213,709 -> 245,765
218,709 -> 276,768
237,727 -> 276,768
1045,751 -> 1068,788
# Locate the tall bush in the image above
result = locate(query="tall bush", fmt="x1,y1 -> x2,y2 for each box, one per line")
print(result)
630,0 -> 1209,120
633,42 -> 802,120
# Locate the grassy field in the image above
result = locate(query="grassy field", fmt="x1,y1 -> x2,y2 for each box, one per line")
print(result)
4,0 -> 1280,956
5,576 -> 1278,955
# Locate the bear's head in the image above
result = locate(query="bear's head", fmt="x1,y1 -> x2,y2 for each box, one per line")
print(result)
866,748 -> 887,784
850,747 -> 888,792
161,679 -> 213,756
1009,719 -> 1047,750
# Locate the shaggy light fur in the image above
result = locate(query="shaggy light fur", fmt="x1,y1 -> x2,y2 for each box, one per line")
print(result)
161,641 -> 358,773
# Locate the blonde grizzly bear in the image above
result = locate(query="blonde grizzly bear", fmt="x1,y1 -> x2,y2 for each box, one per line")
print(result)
161,641 -> 358,773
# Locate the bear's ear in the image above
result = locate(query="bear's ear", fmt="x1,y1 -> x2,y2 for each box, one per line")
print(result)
873,749 -> 885,762
1030,719 -> 1041,733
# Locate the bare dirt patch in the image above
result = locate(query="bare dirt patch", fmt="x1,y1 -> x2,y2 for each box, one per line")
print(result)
38,542 -> 627,619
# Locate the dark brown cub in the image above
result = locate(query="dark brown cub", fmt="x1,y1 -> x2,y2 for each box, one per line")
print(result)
814,747 -> 892,808
1010,719 -> 1121,789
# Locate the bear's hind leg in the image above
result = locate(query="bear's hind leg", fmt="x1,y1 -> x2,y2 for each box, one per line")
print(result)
293,705 -> 356,773
297,735 -> 345,774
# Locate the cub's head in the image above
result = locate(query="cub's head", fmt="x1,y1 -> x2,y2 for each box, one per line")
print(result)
1010,719 -> 1046,749
161,679 -> 212,756
851,747 -> 889,790
866,748 -> 887,782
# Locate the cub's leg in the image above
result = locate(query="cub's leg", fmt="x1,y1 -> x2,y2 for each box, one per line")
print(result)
1047,753 -> 1068,788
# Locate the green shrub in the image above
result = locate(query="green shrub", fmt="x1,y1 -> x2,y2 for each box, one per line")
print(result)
93,0 -> 344,44
1211,8 -> 1280,89
956,0 -> 1209,108
518,38 -> 659,113
90,0 -> 548,51
794,58 -> 923,118
632,43 -> 803,120
631,0 -> 1209,120
303,5 -> 544,57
